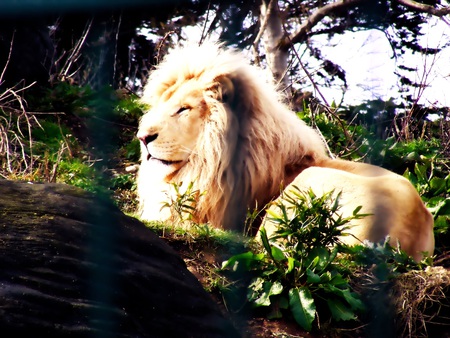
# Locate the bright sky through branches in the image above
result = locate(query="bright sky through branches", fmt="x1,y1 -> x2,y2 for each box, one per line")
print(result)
314,17 -> 450,108
172,13 -> 450,109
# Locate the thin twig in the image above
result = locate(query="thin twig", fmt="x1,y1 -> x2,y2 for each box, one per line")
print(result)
199,1 -> 212,45
0,29 -> 15,85
61,18 -> 93,79
253,0 -> 275,66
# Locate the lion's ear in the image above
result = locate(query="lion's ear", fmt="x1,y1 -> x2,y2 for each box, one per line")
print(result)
208,75 -> 235,104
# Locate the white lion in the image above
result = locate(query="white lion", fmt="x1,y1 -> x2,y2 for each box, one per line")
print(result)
136,42 -> 434,261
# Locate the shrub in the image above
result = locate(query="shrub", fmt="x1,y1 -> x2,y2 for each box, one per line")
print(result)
222,188 -> 365,331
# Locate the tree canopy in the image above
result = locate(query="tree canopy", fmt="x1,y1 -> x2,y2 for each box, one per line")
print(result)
0,0 -> 449,112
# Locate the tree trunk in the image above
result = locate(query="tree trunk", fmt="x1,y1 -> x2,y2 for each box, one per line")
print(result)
259,0 -> 289,88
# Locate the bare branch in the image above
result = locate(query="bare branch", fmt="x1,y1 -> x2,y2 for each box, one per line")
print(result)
60,18 -> 93,80
280,0 -> 366,50
0,30 -> 15,85
253,0 -> 275,65
396,0 -> 450,17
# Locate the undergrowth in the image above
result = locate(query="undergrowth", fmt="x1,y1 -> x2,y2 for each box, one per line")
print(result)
0,82 -> 144,202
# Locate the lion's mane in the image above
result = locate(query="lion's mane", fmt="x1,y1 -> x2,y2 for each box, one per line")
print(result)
137,43 -> 328,230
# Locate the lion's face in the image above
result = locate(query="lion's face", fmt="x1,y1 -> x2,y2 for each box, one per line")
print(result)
137,81 -> 208,172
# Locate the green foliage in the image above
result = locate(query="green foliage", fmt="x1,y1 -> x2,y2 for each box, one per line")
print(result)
222,188 -> 365,331
162,181 -> 204,224
297,108 -> 443,174
40,82 -> 95,116
122,138 -> 141,161
114,95 -> 146,162
32,120 -> 78,155
110,173 -> 136,191
345,239 -> 432,278
403,159 -> 450,240
1,80 -> 147,211
114,94 -> 147,121
57,159 -> 106,193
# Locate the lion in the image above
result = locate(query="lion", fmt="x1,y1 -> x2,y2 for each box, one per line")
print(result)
136,42 -> 434,261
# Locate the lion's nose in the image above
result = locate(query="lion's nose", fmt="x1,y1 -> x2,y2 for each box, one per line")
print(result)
138,133 -> 158,146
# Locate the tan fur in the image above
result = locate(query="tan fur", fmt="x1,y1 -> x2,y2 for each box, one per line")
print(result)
137,42 -> 434,260
261,165 -> 434,261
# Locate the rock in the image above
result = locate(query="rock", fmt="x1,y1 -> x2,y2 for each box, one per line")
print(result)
0,180 -> 239,337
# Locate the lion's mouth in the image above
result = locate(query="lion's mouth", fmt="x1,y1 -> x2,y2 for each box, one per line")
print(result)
146,153 -> 183,166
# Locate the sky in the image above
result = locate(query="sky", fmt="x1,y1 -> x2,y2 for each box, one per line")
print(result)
175,13 -> 450,109
311,17 -> 450,108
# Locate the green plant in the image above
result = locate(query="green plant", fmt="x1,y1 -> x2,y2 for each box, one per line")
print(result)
110,173 -> 136,191
57,158 -> 106,193
341,238 -> 431,279
114,94 -> 146,122
404,159 -> 450,241
298,108 -> 443,174
162,181 -> 204,225
222,188 -> 365,331
122,138 -> 141,161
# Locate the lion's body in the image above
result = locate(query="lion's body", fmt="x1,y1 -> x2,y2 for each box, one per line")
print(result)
137,43 -> 434,261
262,164 -> 434,261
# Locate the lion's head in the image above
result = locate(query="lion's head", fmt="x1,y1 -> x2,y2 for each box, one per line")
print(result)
137,42 -> 327,231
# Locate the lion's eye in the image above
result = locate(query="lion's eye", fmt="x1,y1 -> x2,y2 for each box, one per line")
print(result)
176,106 -> 190,115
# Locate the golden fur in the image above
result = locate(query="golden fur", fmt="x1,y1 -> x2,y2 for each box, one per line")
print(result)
137,43 -> 434,260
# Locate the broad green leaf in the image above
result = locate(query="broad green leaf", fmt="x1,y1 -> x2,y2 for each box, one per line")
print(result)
248,277 -> 265,302
307,255 -> 320,270
433,198 -> 450,216
259,226 -> 272,255
289,287 -> 316,331
337,288 -> 364,311
306,247 -> 329,272
403,168 -> 416,185
327,299 -> 357,321
254,290 -> 272,307
329,273 -> 348,287
306,269 -> 321,283
430,177 -> 446,194
253,280 -> 284,307
319,271 -> 332,283
270,281 -> 284,296
287,257 -> 296,273
221,251 -> 263,271
324,285 -> 364,311
271,245 -> 286,262
414,163 -> 427,182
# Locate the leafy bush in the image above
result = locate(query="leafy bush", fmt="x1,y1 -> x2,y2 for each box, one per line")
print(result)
298,108 -> 443,174
222,188 -> 365,331
342,239 -> 431,279
403,160 -> 450,246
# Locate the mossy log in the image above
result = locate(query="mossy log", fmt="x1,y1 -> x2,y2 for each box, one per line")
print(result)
0,180 -> 239,337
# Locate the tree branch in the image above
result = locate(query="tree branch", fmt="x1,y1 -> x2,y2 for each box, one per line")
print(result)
253,0 -> 275,66
396,0 -> 450,17
280,0 -> 366,50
